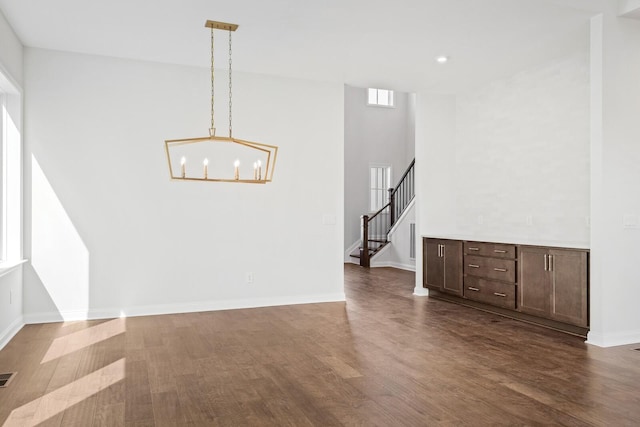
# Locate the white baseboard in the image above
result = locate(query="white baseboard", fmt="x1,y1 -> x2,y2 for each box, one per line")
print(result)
413,287 -> 429,297
0,315 -> 24,351
586,329 -> 640,348
371,260 -> 416,272
23,292 -> 347,325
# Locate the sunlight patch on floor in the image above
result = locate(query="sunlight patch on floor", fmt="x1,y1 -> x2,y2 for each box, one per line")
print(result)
2,358 -> 125,427
41,318 -> 126,364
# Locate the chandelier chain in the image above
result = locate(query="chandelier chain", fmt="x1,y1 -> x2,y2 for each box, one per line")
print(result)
228,30 -> 233,138
210,27 -> 215,134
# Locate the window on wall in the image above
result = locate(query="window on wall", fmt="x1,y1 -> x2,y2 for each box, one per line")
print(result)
370,165 -> 392,212
367,88 -> 394,107
0,92 -> 4,260
0,70 -> 22,265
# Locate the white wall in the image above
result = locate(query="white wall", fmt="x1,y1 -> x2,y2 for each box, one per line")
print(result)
344,85 -> 414,248
414,94 -> 457,294
0,268 -> 22,349
23,48 -> 345,322
455,51 -> 590,244
416,48 -> 590,247
0,9 -> 22,88
588,12 -> 640,347
0,9 -> 24,349
406,93 -> 416,166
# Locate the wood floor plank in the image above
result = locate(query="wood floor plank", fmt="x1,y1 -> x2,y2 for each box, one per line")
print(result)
2,264 -> 640,425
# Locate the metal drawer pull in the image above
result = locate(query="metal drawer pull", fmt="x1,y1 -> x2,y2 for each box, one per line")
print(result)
467,287 -> 480,292
493,292 -> 507,297
468,264 -> 480,268
493,249 -> 507,253
468,247 -> 480,251
544,254 -> 548,271
493,268 -> 507,272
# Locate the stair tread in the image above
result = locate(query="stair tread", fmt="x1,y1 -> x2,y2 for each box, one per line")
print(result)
349,242 -> 390,258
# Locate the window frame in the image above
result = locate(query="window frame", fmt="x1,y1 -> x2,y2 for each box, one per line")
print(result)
0,66 -> 23,266
367,88 -> 395,108
0,92 -> 5,261
369,164 -> 392,213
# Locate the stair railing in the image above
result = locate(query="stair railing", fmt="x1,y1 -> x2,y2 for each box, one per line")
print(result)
388,158 -> 415,226
360,203 -> 391,267
359,159 -> 415,267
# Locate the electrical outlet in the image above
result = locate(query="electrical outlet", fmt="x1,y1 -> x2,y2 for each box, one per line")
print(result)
246,272 -> 254,284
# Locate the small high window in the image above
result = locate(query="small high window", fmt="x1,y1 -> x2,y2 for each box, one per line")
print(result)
367,88 -> 394,107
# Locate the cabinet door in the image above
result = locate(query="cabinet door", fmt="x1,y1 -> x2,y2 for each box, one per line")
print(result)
424,239 -> 444,290
442,240 -> 463,296
550,249 -> 588,327
518,246 -> 550,316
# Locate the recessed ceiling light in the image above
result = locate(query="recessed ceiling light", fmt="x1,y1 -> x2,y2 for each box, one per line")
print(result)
435,55 -> 449,64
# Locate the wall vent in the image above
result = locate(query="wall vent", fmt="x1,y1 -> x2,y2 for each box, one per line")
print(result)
409,223 -> 416,259
0,372 -> 16,388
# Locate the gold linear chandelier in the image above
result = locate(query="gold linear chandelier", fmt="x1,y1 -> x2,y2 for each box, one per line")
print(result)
164,20 -> 278,183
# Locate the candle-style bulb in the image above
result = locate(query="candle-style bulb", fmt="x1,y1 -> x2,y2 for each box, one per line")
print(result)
234,159 -> 240,167
234,159 -> 240,180
203,158 -> 209,179
180,156 -> 186,178
203,158 -> 209,166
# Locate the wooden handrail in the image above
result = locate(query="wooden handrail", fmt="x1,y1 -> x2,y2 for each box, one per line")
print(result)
367,202 -> 391,223
390,158 -> 415,197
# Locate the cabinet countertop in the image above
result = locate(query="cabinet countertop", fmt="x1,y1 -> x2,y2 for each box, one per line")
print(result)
422,235 -> 589,250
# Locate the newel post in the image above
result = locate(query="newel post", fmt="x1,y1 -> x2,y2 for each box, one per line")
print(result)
360,215 -> 370,268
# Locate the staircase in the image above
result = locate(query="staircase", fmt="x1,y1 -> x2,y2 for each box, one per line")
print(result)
351,159 -> 415,267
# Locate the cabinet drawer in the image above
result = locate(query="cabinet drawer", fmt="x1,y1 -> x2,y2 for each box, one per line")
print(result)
465,255 -> 516,283
464,241 -> 516,259
464,276 -> 516,310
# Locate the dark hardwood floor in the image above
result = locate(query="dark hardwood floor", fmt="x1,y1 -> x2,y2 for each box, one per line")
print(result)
1,264 -> 640,426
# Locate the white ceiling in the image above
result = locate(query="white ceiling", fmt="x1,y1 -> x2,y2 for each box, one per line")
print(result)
0,0 -> 605,93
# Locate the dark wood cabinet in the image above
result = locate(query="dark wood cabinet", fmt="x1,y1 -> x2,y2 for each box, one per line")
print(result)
518,246 -> 550,318
518,246 -> 588,327
423,238 -> 463,296
424,239 -> 443,290
464,276 -> 516,309
463,241 -> 517,310
424,237 -> 589,337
